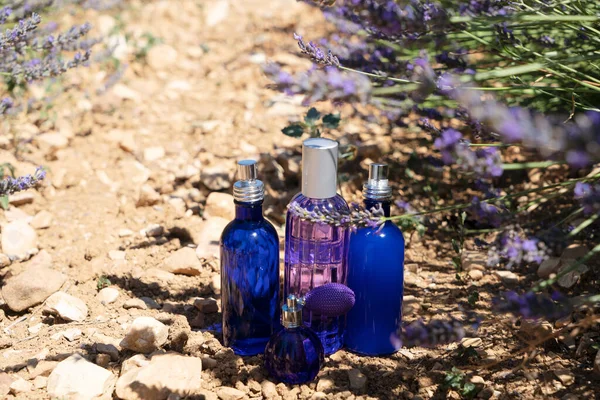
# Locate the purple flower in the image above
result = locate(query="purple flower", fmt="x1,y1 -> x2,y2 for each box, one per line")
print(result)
391,318 -> 469,349
287,201 -> 385,231
492,291 -> 572,320
0,167 -> 46,197
487,227 -> 548,268
294,33 -> 340,67
469,197 -> 504,227
574,182 -> 600,215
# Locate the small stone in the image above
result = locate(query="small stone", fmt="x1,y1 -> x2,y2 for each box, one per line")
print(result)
62,328 -> 82,342
348,369 -> 367,391
31,210 -> 53,229
470,376 -> 485,385
468,269 -> 483,281
311,392 -> 327,400
204,192 -> 235,220
205,0 -> 229,27
119,229 -> 134,237
140,297 -> 161,309
557,260 -> 589,289
8,192 -> 35,206
537,257 -> 561,278
147,44 -> 178,71
189,313 -> 205,329
136,185 -> 161,207
143,224 -> 164,237
211,274 -> 221,295
460,337 -> 483,348
120,316 -> 169,353
120,354 -> 150,375
115,353 -> 202,400
37,132 -> 68,152
261,380 -> 280,399
193,297 -> 218,313
201,165 -> 230,191
143,146 -> 165,162
554,369 -> 575,386
1,221 -> 38,256
0,253 -> 10,268
217,386 -> 245,400
97,343 -> 120,361
494,270 -> 519,285
0,373 -> 14,397
1,267 -> 66,312
113,84 -> 140,101
9,377 -> 33,394
27,249 -> 52,269
119,132 -> 137,154
97,287 -> 120,304
316,378 -> 334,392
44,291 -> 89,322
123,298 -> 147,310
28,322 -> 44,334
109,250 -> 126,261
47,354 -> 116,400
96,354 -> 111,368
33,375 -> 47,389
28,360 -> 58,378
200,356 -> 217,369
164,247 -> 202,276
561,244 -> 588,260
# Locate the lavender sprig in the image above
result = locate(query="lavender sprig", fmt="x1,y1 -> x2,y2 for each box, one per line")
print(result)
487,226 -> 548,268
287,201 -> 385,230
294,33 -> 340,67
0,167 -> 46,196
492,291 -> 572,320
391,318 -> 469,349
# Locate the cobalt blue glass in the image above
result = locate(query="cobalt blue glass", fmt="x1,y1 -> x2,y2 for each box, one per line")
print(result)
264,296 -> 324,384
220,160 -> 280,356
345,164 -> 405,356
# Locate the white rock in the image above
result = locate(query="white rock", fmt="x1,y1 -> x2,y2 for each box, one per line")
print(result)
554,369 -> 575,386
201,165 -> 230,191
97,287 -> 120,304
216,386 -> 244,400
163,247 -> 202,276
193,297 -> 218,313
33,375 -> 48,389
0,253 -> 10,268
204,192 -> 235,220
44,291 -> 89,322
120,354 -> 150,376
9,377 -> 33,394
205,0 -> 230,27
62,328 -> 83,342
1,267 -> 66,312
211,275 -> 221,295
316,378 -> 334,392
37,132 -> 68,153
47,354 -> 116,400
28,322 -> 44,334
119,229 -> 134,237
538,257 -> 561,278
120,317 -> 169,353
115,353 -> 202,400
261,381 -> 279,399
112,84 -> 140,102
494,270 -> 519,284
143,146 -> 165,162
136,185 -> 161,207
1,221 -> 38,256
109,250 -> 126,261
143,224 -> 164,237
31,210 -> 53,229
468,269 -> 483,281
147,45 -> 178,71
8,192 -> 35,206
123,298 -> 147,310
347,369 -> 367,391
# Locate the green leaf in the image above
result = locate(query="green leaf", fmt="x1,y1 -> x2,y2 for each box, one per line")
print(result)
452,239 -> 460,254
281,124 -> 305,138
461,211 -> 467,225
322,113 -> 341,129
304,108 -> 321,125
0,196 -> 9,210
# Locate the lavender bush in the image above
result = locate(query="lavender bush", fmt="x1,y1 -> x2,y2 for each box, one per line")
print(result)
269,0 -> 600,352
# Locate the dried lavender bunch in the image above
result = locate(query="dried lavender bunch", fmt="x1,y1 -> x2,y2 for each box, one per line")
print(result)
391,318 -> 468,348
492,291 -> 572,321
287,201 -> 385,230
0,167 -> 46,196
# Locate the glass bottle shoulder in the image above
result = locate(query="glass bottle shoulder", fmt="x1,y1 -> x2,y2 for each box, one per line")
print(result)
352,220 -> 405,242
288,192 -> 350,213
221,217 -> 278,243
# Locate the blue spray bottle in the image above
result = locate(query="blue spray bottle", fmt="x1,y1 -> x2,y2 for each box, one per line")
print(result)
345,163 -> 405,355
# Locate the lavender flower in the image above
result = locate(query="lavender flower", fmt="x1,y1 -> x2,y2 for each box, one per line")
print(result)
0,97 -> 13,115
574,181 -> 600,215
469,196 -> 504,227
487,227 -> 548,268
0,167 -> 46,196
492,291 -> 572,320
294,33 -> 340,66
287,201 -> 385,230
391,318 -> 468,348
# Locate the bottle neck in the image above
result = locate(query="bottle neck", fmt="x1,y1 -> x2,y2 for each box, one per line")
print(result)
364,199 -> 392,218
235,200 -> 264,221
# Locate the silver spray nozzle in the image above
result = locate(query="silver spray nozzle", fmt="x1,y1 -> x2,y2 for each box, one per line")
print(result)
281,294 -> 304,328
363,162 -> 392,201
233,159 -> 264,202
301,138 -> 339,199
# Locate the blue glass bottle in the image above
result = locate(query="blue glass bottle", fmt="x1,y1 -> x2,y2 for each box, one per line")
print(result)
220,160 -> 280,356
264,295 -> 324,384
345,163 -> 405,356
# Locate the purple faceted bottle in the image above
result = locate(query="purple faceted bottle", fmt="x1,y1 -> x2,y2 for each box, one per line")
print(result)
284,138 -> 350,355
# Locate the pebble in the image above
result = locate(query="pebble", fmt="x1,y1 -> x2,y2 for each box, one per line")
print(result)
9,377 -> 33,394
121,354 -> 150,375
0,373 -> 13,397
1,221 -> 38,256
33,375 -> 47,389
311,392 -> 327,400
557,260 -> 589,289
96,354 -> 111,368
37,132 -> 68,152
119,229 -> 134,237
44,291 -> 89,322
120,317 -> 169,353
147,45 -> 178,71
140,297 -> 161,309
211,275 -> 221,295
561,244 -> 588,260
460,337 -> 483,348
204,192 -> 235,220
537,257 -> 560,278
200,356 -> 217,369
97,287 -> 120,304
28,322 -> 44,334
143,224 -> 164,237
201,165 -> 231,191
195,217 -> 229,259
31,210 -> 53,229
348,369 -> 367,391
136,185 -> 162,207
115,353 -> 202,400
47,354 -> 116,400
205,0 -> 230,27
554,369 -> 575,386
0,253 -> 10,268
143,146 -> 165,162
8,192 -> 34,206
217,386 -> 245,400
316,378 -> 334,392
468,269 -> 483,281
1,266 -> 66,312
97,343 -> 120,361
62,328 -> 83,342
109,250 -> 126,261
494,270 -> 519,285
28,360 -> 58,378
193,297 -> 218,313
163,247 -> 202,276
123,298 -> 148,310
28,249 -> 53,269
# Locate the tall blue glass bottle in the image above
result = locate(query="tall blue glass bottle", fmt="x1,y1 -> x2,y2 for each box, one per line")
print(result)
220,160 -> 280,356
345,163 -> 405,356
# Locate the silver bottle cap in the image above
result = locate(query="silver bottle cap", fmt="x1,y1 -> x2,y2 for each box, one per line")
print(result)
233,159 -> 264,202
363,162 -> 392,201
301,138 -> 339,199
281,295 -> 304,328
